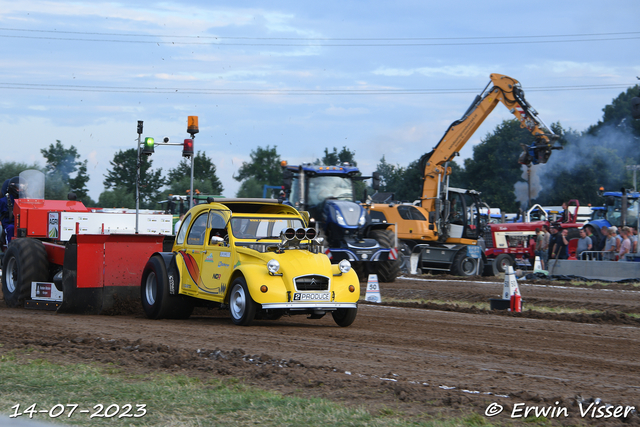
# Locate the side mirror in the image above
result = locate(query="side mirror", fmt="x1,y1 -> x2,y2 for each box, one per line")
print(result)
210,236 -> 224,245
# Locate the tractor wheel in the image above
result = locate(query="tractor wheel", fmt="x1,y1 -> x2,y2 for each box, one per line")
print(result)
369,229 -> 400,282
2,238 -> 48,307
229,277 -> 257,326
451,250 -> 483,277
398,241 -> 413,274
332,307 -> 357,327
141,255 -> 193,320
351,261 -> 366,282
493,254 -> 514,274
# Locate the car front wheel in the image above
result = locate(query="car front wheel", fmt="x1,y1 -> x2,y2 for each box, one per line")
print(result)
229,277 -> 257,326
332,307 -> 357,327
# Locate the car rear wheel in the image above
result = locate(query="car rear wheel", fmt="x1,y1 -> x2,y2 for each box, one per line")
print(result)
141,255 -> 193,320
229,277 -> 257,326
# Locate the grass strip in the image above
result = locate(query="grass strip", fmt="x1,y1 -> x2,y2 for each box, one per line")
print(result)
0,354 -> 498,427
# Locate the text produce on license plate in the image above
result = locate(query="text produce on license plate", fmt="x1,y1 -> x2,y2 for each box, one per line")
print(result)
293,292 -> 330,301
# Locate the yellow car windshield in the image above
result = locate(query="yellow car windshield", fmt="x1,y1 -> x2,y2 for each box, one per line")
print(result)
230,216 -> 304,240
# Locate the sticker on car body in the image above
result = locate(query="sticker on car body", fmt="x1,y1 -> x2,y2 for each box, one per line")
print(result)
293,292 -> 330,301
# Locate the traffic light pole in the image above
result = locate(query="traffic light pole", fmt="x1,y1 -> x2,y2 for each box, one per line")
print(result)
134,117 -> 198,232
135,121 -> 143,234
189,134 -> 195,208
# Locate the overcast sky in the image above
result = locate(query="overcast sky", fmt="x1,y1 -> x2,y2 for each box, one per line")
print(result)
1,1 -> 638,201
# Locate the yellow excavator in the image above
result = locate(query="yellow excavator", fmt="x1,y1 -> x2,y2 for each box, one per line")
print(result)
368,73 -> 561,276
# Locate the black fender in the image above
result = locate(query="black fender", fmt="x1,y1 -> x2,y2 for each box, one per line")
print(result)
152,252 -> 181,295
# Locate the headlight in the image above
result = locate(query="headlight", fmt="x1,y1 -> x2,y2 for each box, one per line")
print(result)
339,259 -> 351,273
267,259 -> 280,274
336,212 -> 346,226
358,211 -> 366,226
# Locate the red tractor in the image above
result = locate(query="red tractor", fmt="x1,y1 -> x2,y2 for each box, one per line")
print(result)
1,170 -> 173,313
483,202 -> 583,274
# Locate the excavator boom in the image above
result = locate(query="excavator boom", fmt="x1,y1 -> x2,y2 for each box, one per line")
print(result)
367,74 -> 560,277
420,73 -> 559,212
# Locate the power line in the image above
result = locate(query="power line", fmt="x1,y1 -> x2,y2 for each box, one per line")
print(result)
0,82 -> 635,95
1,27 -> 639,41
0,28 -> 639,46
1,34 -> 638,46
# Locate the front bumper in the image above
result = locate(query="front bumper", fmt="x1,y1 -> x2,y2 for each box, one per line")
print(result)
261,302 -> 357,310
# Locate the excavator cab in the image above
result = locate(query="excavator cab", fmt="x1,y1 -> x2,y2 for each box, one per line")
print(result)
442,188 -> 485,241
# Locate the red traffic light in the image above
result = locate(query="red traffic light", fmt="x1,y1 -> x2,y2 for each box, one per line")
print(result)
183,139 -> 194,157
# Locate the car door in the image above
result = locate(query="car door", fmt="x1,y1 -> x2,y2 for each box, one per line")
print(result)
198,209 -> 234,302
178,210 -> 209,297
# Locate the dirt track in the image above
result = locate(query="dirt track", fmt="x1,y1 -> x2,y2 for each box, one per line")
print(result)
2,275 -> 640,425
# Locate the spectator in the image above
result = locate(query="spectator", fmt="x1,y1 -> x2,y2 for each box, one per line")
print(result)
558,202 -> 569,222
547,226 -> 559,262
618,227 -> 632,261
610,226 -> 621,253
604,227 -> 618,261
534,227 -> 544,268
629,226 -> 638,253
551,228 -> 569,260
541,224 -> 551,269
583,226 -> 598,254
598,226 -> 609,251
576,228 -> 593,260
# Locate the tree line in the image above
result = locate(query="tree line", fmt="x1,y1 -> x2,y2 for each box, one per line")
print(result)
2,84 -> 639,212
0,145 -> 224,209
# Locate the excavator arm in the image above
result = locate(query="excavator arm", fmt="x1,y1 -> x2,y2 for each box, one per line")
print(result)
419,73 -> 560,213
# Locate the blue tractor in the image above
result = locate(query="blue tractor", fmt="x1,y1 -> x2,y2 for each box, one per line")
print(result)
588,190 -> 640,230
281,162 -> 400,282
583,189 -> 640,255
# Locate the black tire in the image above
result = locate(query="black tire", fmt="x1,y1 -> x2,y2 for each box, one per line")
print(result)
259,309 -> 284,321
483,260 -> 496,277
369,229 -> 400,282
398,241 -> 413,274
2,238 -> 48,308
229,277 -> 257,326
141,255 -> 193,320
332,307 -> 357,327
352,262 -> 366,282
451,250 -> 483,277
493,254 -> 514,274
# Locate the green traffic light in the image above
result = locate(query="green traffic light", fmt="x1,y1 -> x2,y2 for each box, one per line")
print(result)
142,137 -> 155,155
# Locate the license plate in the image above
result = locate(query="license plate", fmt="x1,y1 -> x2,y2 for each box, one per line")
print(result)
293,292 -> 330,301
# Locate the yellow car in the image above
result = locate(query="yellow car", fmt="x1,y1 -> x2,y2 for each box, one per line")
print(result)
141,198 -> 360,326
